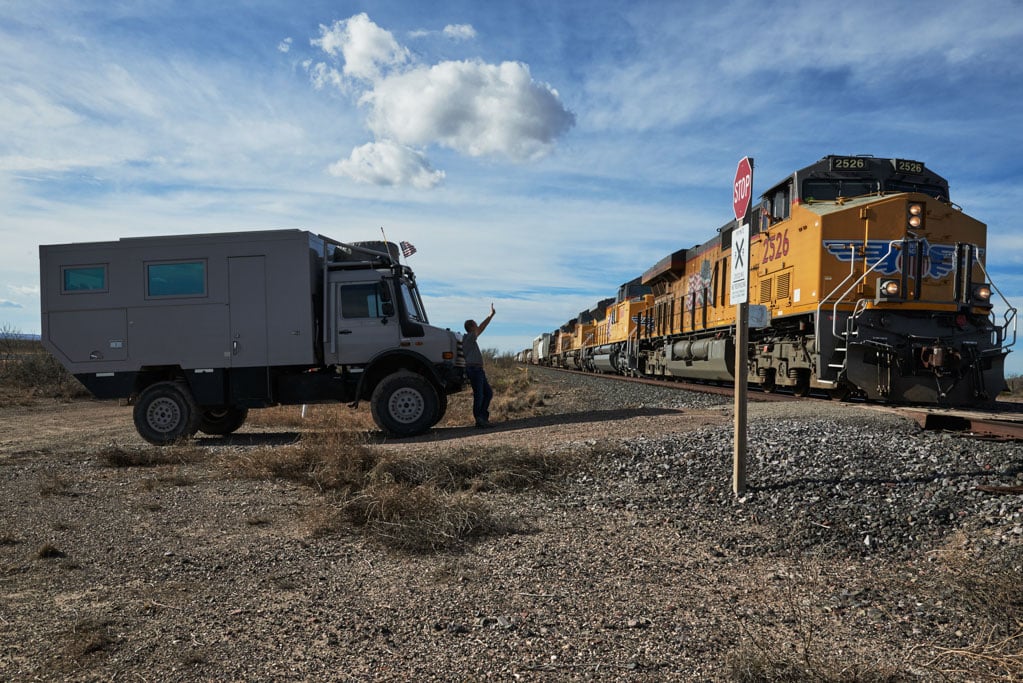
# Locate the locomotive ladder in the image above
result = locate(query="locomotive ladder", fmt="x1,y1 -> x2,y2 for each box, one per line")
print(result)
814,241 -> 901,384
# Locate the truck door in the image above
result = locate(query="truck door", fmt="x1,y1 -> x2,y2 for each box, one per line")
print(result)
228,256 -> 269,367
334,278 -> 401,364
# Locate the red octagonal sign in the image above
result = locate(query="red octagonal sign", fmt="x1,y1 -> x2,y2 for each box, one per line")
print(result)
733,157 -> 753,221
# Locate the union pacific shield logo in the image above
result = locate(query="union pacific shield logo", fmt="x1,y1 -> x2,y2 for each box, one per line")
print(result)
822,240 -> 979,279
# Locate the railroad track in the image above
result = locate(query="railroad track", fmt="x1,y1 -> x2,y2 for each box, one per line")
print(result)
530,365 -> 1023,441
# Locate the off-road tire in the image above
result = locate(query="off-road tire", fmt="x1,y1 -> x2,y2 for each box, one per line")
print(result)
370,371 -> 439,437
198,406 -> 249,436
133,381 -> 201,445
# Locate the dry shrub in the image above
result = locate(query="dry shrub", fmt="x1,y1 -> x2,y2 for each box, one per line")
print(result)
340,484 -> 494,552
67,618 -> 116,659
226,420 -> 572,551
101,443 -> 208,468
224,427 -> 376,494
245,402 -> 376,433
722,558 -> 913,683
38,473 -> 76,497
913,535 -> 1023,679
37,543 -> 66,559
0,329 -> 88,403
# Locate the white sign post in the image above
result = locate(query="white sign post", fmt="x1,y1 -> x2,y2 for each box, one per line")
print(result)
731,158 -> 753,497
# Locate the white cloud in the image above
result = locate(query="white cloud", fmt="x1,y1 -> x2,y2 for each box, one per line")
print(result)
312,13 -> 410,83
363,60 -> 575,162
328,140 -> 445,189
0,300 -> 21,309
278,37 -> 292,53
310,14 -> 574,186
308,61 -> 345,92
443,24 -> 477,41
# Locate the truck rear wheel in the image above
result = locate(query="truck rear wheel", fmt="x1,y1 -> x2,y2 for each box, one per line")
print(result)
133,381 -> 201,445
198,406 -> 249,435
370,371 -> 439,437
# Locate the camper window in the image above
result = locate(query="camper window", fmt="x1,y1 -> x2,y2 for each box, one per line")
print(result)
62,265 -> 107,293
146,261 -> 207,298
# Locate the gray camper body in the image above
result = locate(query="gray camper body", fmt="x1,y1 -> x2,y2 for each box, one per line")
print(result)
40,229 -> 464,443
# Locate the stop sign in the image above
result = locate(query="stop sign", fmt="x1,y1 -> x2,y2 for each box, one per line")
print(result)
733,157 -> 753,221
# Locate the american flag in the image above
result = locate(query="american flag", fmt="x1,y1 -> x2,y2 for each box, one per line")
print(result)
400,241 -> 417,257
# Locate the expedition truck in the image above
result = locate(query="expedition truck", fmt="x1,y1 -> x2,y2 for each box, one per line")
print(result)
39,230 -> 465,444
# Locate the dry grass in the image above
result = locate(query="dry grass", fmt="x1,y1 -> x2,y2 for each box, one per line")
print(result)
909,534 -> 1023,679
0,329 -> 88,404
100,443 -> 209,468
224,398 -> 574,551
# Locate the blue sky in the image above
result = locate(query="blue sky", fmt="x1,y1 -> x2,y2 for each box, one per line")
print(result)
3,1 -> 1023,374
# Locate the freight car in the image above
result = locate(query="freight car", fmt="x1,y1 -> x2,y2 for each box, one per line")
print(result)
532,155 -> 1017,406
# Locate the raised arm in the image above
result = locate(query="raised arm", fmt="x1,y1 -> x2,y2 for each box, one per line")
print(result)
477,303 -> 496,335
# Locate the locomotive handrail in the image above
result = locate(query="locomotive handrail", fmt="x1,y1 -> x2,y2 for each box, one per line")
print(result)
814,241 -> 900,367
975,256 -> 1018,349
829,240 -> 900,339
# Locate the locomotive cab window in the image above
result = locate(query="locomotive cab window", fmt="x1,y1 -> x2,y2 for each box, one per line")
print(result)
770,186 -> 791,221
803,179 -> 875,201
885,180 -> 947,200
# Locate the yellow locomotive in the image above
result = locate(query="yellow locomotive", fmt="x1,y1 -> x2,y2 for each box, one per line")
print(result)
534,155 -> 1017,405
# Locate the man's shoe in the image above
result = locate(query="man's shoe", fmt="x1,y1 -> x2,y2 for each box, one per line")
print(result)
475,420 -> 492,429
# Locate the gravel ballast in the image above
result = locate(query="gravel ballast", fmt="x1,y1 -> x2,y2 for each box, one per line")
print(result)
2,368 -> 1022,681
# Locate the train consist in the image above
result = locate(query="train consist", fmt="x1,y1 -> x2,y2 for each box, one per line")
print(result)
523,155 -> 1017,405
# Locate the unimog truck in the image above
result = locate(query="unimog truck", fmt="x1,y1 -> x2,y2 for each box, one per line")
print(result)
39,229 -> 464,444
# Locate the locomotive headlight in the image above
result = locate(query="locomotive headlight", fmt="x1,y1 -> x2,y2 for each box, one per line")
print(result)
877,279 -> 901,299
972,284 -> 992,303
907,202 -> 925,230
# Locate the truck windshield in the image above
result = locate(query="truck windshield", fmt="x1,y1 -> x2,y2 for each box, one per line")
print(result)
401,280 -> 428,323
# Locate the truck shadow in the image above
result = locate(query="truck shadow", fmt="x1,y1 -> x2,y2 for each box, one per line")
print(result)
370,407 -> 686,444
194,432 -> 302,447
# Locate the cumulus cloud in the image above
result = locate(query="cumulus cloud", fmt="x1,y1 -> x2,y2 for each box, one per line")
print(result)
328,140 -> 445,189
312,13 -> 410,83
364,60 -> 574,162
308,13 -> 574,187
277,37 -> 292,53
443,24 -> 477,41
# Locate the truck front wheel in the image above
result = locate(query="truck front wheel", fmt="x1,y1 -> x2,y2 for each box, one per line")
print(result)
370,371 -> 439,437
133,381 -> 201,445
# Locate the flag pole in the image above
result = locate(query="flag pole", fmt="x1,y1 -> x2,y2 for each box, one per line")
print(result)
380,226 -> 400,265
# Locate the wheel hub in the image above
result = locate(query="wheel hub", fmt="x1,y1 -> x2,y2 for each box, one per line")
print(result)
388,387 -> 425,424
147,397 -> 182,433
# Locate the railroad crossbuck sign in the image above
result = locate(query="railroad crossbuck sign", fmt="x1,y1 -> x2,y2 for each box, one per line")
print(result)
730,157 -> 753,305
730,223 -> 749,305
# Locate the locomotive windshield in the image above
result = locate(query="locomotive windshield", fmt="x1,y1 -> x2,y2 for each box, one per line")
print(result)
802,179 -> 876,202
773,156 -> 952,206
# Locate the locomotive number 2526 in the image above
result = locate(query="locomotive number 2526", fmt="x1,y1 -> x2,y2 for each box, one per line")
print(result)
761,229 -> 790,264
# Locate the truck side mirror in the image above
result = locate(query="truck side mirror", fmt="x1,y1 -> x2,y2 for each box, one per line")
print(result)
382,302 -> 395,317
